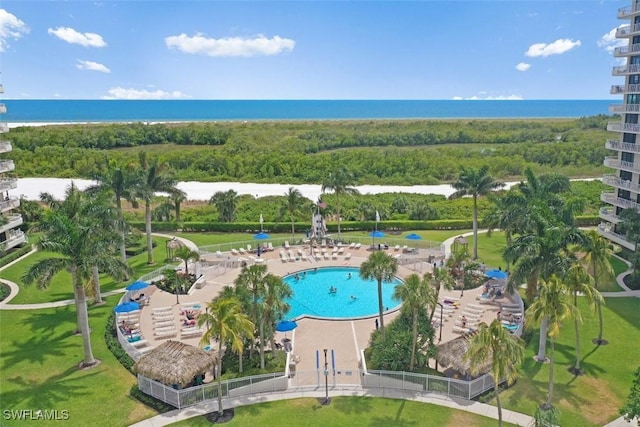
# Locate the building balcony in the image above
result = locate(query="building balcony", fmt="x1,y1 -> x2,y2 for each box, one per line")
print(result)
0,197 -> 19,212
604,156 -> 640,173
616,23 -> 640,38
0,230 -> 26,252
0,160 -> 14,174
610,84 -> 640,94
597,223 -> 635,251
0,214 -> 23,234
619,3 -> 640,19
614,44 -> 640,57
599,207 -> 622,224
607,121 -> 640,133
612,63 -> 640,76
0,177 -> 18,193
0,140 -> 11,153
602,174 -> 640,193
610,103 -> 640,114
605,139 -> 640,153
601,192 -> 640,210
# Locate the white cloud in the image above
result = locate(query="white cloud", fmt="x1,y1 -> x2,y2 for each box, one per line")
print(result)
0,9 -> 29,52
102,87 -> 189,100
525,38 -> 581,57
76,60 -> 110,73
516,62 -> 531,71
598,25 -> 627,53
165,33 -> 295,57
48,26 -> 106,47
453,95 -> 524,100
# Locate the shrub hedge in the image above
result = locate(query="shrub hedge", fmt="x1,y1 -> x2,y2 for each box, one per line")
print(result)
0,244 -> 33,268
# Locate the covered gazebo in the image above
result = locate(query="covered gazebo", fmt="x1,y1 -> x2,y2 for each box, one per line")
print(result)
435,331 -> 490,378
134,340 -> 217,389
166,237 -> 185,261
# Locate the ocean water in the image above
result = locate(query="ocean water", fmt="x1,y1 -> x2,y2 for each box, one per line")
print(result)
1,99 -> 612,123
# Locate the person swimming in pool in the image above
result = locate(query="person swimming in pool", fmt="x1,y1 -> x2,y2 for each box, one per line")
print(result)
350,295 -> 357,301
347,273 -> 352,279
329,286 -> 337,293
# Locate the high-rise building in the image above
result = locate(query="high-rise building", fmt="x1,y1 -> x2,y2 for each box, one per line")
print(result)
600,2 -> 640,250
0,85 -> 26,252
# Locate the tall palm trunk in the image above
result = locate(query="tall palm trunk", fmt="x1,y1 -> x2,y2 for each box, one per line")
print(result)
495,384 -> 503,427
336,194 -> 341,239
92,265 -> 103,304
546,339 -> 555,408
573,293 -> 582,373
75,277 -> 96,367
259,317 -> 265,370
116,196 -> 127,263
377,279 -> 385,338
472,195 -> 479,260
145,200 -> 154,264
410,309 -> 418,370
536,316 -> 548,362
592,261 -> 605,344
216,340 -> 224,416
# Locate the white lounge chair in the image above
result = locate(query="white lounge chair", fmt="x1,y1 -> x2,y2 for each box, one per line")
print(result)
354,243 -> 361,250
394,245 -> 400,251
130,339 -> 148,348
247,244 -> 252,253
288,249 -> 296,262
154,329 -> 177,339
284,241 -> 290,249
348,242 -> 355,249
267,242 -> 274,251
154,320 -> 175,328
323,251 -> 330,260
231,249 -> 239,256
344,252 -> 352,260
279,251 -> 288,263
332,252 -> 338,260
238,247 -> 247,255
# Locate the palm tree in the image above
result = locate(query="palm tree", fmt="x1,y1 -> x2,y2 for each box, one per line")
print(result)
170,189 -> 187,223
23,190 -> 130,368
619,207 -> 640,274
359,251 -> 398,338
262,274 -> 292,366
209,190 -> 238,223
234,264 -> 268,358
86,164 -> 140,263
197,296 -> 254,418
425,267 -> 455,324
321,168 -> 359,239
173,245 -> 200,276
465,319 -> 525,426
563,260 -> 603,375
283,186 -> 304,238
136,153 -> 178,264
580,230 -> 614,346
526,275 -> 579,410
393,273 -> 434,370
450,166 -> 504,259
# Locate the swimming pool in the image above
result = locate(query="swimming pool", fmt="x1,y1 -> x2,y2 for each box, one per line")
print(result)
283,267 -> 402,320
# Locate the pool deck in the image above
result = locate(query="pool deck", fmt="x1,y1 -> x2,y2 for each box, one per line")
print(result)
131,245 -> 518,382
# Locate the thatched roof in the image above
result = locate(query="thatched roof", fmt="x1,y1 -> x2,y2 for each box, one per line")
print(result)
436,331 -> 491,376
166,238 -> 184,249
133,340 -> 217,388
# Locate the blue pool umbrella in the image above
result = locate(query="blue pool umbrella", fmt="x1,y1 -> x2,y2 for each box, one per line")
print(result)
125,280 -> 149,291
406,233 -> 422,240
369,230 -> 385,238
254,232 -> 270,240
114,301 -> 140,313
485,269 -> 508,280
275,320 -> 298,332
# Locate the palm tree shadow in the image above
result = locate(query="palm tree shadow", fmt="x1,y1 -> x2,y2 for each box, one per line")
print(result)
367,399 -> 419,426
331,395 -> 373,415
1,332 -> 76,370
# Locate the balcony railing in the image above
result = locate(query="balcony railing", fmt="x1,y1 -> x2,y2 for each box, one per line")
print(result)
607,122 -> 640,133
0,230 -> 26,251
616,23 -> 640,37
598,223 -> 635,251
0,160 -> 14,174
619,3 -> 640,18
602,175 -> 640,193
612,63 -> 640,75
614,44 -> 640,56
601,192 -> 640,210
0,141 -> 11,153
599,207 -> 621,224
610,103 -> 640,113
605,140 -> 640,153
0,214 -> 23,234
0,197 -> 19,212
610,84 -> 640,94
604,156 -> 640,172
0,177 -> 18,192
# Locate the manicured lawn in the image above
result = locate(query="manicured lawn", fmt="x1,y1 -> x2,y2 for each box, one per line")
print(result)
500,297 -> 640,427
2,236 -> 178,305
169,397 -> 518,427
0,297 -> 157,427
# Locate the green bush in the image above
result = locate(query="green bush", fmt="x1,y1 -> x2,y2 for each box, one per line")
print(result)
129,384 -> 174,413
0,244 -> 32,268
104,312 -> 135,373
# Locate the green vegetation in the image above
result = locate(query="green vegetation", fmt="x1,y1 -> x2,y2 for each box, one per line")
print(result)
168,397 -> 519,427
8,117 -> 612,184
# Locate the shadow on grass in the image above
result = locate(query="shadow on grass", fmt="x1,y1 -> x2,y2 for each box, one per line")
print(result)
331,395 -> 374,415
367,399 -> 419,426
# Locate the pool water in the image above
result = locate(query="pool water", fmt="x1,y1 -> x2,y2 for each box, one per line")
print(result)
283,267 -> 402,320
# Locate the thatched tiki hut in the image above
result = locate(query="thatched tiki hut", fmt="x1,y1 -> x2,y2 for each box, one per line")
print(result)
435,332 -> 490,379
134,340 -> 217,389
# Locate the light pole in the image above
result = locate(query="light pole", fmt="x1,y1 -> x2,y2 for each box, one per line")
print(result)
323,348 -> 330,405
175,274 -> 180,305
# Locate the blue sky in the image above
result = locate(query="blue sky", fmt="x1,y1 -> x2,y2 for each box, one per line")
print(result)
0,1 -> 629,100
